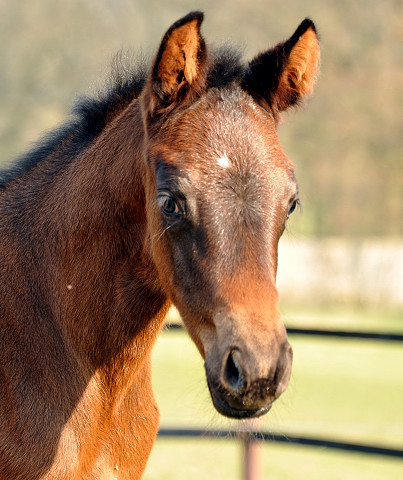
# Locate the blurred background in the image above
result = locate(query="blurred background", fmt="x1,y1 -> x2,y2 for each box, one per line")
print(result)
1,0 -> 402,478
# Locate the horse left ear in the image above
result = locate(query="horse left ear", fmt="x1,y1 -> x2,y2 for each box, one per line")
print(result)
242,19 -> 320,117
143,11 -> 207,118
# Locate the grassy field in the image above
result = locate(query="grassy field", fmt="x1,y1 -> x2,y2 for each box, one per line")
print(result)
144,309 -> 403,479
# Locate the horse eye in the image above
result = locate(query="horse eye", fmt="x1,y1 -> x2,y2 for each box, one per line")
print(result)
287,199 -> 299,218
157,194 -> 181,216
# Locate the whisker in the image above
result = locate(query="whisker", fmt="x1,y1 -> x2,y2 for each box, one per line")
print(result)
152,224 -> 174,243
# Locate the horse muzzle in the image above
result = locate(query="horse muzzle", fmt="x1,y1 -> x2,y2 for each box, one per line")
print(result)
205,340 -> 293,419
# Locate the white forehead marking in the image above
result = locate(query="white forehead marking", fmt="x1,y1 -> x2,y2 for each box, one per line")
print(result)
217,153 -> 230,169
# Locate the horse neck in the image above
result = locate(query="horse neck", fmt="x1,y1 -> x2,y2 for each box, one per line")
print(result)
46,100 -> 168,372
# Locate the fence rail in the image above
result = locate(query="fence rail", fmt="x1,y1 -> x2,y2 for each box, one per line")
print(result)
167,322 -> 403,342
158,427 -> 403,459
287,327 -> 403,342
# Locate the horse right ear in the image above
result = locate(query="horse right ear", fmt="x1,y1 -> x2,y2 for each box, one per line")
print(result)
242,19 -> 320,118
142,11 -> 207,119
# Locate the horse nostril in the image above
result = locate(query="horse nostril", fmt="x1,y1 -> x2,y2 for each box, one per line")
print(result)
222,349 -> 245,393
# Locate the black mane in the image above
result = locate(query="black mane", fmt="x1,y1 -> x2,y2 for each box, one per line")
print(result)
0,46 -> 245,188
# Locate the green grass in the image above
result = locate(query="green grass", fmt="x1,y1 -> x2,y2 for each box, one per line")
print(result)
145,439 -> 403,480
144,311 -> 403,479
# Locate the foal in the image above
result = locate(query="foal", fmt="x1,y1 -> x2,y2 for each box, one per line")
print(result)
0,12 -> 320,479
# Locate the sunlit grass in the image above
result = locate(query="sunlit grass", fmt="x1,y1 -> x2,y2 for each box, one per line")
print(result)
145,439 -> 403,480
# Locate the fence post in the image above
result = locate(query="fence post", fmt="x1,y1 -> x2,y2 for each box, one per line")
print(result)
241,418 -> 263,480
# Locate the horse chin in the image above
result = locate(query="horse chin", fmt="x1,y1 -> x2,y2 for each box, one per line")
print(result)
207,383 -> 272,420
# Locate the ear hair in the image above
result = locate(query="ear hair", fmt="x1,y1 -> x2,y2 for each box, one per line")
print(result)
143,11 -> 207,118
242,19 -> 320,118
